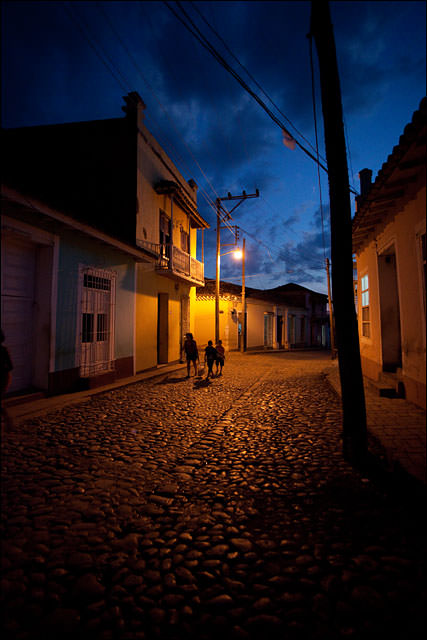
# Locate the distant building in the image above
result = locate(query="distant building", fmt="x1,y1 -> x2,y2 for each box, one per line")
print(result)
2,92 -> 209,392
194,279 -> 329,351
352,97 -> 426,409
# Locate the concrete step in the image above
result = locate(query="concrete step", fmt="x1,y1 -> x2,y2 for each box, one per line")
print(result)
366,373 -> 405,399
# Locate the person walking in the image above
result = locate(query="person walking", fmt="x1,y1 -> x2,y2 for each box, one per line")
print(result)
215,339 -> 225,376
183,333 -> 199,378
204,340 -> 217,379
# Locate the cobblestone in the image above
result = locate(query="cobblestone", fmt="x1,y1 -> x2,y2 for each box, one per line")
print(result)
1,351 -> 426,640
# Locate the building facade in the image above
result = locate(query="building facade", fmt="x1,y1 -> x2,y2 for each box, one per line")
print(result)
194,279 -> 328,352
1,186 -> 154,395
352,97 -> 426,408
2,92 -> 209,386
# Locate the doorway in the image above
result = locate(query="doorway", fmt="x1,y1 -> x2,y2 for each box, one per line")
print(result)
180,295 -> 190,356
79,268 -> 115,377
157,293 -> 169,364
277,315 -> 283,348
378,247 -> 402,372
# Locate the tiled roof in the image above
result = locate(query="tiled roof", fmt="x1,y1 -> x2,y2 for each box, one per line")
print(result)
196,278 -> 327,306
352,97 -> 427,252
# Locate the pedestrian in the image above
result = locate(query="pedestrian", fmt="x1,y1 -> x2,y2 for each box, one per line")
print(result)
1,329 -> 14,432
204,340 -> 217,379
215,339 -> 225,376
183,333 -> 199,378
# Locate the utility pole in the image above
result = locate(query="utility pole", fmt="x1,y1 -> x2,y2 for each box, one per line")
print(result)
215,190 -> 259,344
310,0 -> 367,464
241,237 -> 246,353
215,198 -> 221,345
325,257 -> 335,354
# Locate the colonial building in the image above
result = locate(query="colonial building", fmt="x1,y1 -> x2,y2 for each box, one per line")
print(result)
1,185 -> 155,395
2,92 -> 209,388
352,97 -> 426,408
194,279 -> 328,352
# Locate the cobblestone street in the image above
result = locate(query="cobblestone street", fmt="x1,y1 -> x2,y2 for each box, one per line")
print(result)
1,352 -> 426,640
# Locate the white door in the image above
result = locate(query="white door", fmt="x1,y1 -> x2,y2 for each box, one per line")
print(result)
1,234 -> 36,392
79,268 -> 115,377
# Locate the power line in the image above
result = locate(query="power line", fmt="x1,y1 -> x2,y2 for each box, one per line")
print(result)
94,0 -> 237,236
165,1 -> 359,196
63,2 -> 133,95
309,33 -> 327,260
165,1 -> 334,180
188,0 -> 328,166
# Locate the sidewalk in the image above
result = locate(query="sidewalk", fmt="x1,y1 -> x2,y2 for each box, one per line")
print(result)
325,361 -> 426,485
5,361 -> 187,425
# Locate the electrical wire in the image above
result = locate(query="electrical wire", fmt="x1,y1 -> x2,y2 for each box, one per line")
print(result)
188,0 -> 328,166
63,2 -> 133,95
95,0 -> 237,235
64,1 -> 328,281
165,1 -> 333,180
309,33 -> 327,261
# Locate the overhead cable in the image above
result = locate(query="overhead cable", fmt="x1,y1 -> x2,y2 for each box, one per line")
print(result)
189,0 -> 327,165
165,2 -> 329,175
95,0 -> 237,235
165,1 -> 359,196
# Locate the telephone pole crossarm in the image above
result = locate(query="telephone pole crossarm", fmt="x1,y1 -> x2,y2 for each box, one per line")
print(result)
215,190 -> 259,344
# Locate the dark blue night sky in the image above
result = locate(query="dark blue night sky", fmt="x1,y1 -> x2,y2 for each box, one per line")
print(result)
2,1 -> 426,292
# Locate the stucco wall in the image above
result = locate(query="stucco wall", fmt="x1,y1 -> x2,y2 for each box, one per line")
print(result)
136,264 -> 192,371
136,119 -> 197,246
55,231 -> 135,372
356,185 -> 426,405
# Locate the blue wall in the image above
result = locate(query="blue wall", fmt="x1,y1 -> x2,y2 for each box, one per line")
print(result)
55,229 -> 135,372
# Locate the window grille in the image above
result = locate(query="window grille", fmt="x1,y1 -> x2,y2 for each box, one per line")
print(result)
79,267 -> 116,377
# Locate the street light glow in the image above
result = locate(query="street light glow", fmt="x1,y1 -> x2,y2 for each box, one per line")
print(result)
233,249 -> 243,260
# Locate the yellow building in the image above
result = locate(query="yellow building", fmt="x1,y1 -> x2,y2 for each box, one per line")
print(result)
126,94 -> 210,372
194,279 -> 327,352
2,92 -> 210,386
353,97 -> 426,408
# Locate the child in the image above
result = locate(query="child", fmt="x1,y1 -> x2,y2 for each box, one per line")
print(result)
204,340 -> 217,379
215,340 -> 225,376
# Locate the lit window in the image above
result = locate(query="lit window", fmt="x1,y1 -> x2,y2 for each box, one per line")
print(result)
361,274 -> 370,337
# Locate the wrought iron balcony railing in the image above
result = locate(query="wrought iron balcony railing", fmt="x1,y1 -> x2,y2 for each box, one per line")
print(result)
136,239 -> 204,285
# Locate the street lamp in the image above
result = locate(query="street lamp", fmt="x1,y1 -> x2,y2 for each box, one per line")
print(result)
215,242 -> 246,351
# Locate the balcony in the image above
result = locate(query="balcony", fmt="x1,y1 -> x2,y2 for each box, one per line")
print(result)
136,240 -> 204,285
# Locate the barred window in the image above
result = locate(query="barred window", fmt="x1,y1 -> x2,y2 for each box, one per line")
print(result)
84,274 -> 111,291
97,313 -> 108,342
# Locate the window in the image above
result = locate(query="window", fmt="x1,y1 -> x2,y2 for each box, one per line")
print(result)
84,273 -> 111,291
97,313 -> 108,342
361,274 -> 370,337
159,210 -> 171,259
180,228 -> 189,253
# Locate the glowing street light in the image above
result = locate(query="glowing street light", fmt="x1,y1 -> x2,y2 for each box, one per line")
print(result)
215,240 -> 246,351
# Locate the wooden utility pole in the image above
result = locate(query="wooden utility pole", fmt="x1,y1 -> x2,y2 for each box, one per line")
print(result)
310,0 -> 367,464
241,237 -> 246,353
325,257 -> 335,354
215,190 -> 259,344
215,198 -> 221,345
